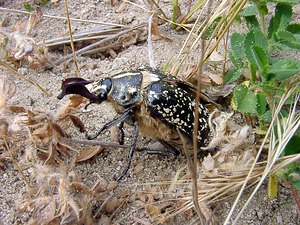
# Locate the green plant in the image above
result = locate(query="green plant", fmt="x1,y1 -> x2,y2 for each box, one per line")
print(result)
226,1 -> 300,123
23,0 -> 50,12
226,0 -> 300,196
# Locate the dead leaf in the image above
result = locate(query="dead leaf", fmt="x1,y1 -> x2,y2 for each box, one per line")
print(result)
208,73 -> 223,85
105,196 -> 119,213
26,7 -> 43,35
70,182 -> 91,195
202,154 -> 215,171
69,115 -> 85,132
9,105 -> 26,113
76,146 -> 104,162
34,200 -> 56,224
52,122 -> 68,137
115,2 -> 126,13
98,215 -> 112,225
147,205 -> 160,217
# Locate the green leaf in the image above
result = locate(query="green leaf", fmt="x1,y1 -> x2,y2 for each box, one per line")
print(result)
282,128 -> 300,156
245,45 -> 269,74
233,84 -> 257,114
268,3 -> 292,38
287,23 -> 300,34
275,30 -> 300,50
259,110 -> 272,123
272,0 -> 300,4
239,5 -> 258,17
225,68 -> 241,84
229,51 -> 243,68
293,181 -> 300,192
231,33 -> 245,58
23,3 -> 35,12
267,58 -> 300,80
245,16 -> 260,29
244,28 -> 268,53
256,93 -> 267,116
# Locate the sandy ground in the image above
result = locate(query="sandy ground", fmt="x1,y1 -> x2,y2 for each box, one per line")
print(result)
0,1 -> 299,224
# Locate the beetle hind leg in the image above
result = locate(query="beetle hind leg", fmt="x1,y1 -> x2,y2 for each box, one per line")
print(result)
141,139 -> 180,156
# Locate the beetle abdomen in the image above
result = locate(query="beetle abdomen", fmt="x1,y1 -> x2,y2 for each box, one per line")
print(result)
146,80 -> 210,147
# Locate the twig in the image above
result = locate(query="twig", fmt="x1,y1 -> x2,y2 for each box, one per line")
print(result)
64,0 -> 80,77
2,136 -> 31,188
177,129 -> 207,225
53,24 -> 145,66
0,60 -> 50,96
0,7 -> 126,27
148,14 -> 155,68
59,137 -> 131,149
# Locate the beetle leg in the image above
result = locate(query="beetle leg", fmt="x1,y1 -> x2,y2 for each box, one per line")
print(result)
86,108 -> 133,140
116,120 -> 139,181
143,140 -> 180,156
118,121 -> 125,145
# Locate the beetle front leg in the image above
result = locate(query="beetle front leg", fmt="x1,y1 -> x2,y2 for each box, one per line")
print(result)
86,108 -> 133,140
116,120 -> 139,181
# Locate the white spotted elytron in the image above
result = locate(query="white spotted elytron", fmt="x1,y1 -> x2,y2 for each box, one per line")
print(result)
58,67 -> 210,180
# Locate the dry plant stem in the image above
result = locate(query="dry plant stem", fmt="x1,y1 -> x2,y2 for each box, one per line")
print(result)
203,0 -> 247,62
43,27 -> 125,47
0,7 -> 126,27
225,89 -> 299,224
177,129 -> 206,225
147,0 -> 168,20
64,0 -> 80,77
148,14 -> 155,68
2,136 -> 31,188
170,0 -> 209,76
53,24 -> 145,66
59,137 -> 132,149
0,60 -> 50,96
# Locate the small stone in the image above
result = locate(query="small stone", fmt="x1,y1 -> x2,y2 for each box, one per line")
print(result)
277,213 -> 283,224
257,209 -> 264,221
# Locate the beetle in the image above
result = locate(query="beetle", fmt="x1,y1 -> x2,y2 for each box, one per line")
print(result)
58,67 -> 210,180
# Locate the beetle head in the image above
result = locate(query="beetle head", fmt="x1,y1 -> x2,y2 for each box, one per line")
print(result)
89,78 -> 112,102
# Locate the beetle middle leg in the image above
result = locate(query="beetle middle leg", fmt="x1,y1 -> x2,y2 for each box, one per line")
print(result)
116,120 -> 139,181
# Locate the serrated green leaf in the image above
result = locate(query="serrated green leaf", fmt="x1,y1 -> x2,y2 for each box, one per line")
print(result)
275,30 -> 300,50
231,33 -> 245,58
268,3 -> 292,38
287,23 -> 300,34
245,15 -> 260,29
229,51 -> 243,68
256,93 -> 267,116
268,58 -> 300,80
244,28 -> 268,53
245,45 -> 269,74
239,5 -> 258,17
225,68 -> 241,84
259,110 -> 272,123
272,0 -> 300,4
233,84 -> 257,114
